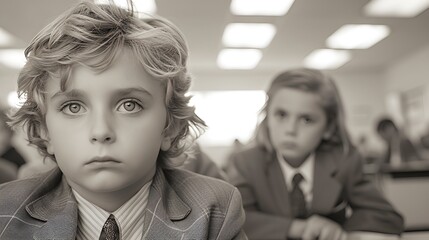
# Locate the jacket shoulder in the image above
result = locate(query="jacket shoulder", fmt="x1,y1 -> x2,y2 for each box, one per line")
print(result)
0,176 -> 44,214
0,169 -> 60,215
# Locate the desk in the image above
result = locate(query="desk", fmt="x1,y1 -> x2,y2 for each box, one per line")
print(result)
380,160 -> 429,178
348,231 -> 429,240
379,161 -> 429,232
348,232 -> 399,240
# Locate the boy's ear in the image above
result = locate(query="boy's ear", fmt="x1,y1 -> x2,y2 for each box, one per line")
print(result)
46,140 -> 54,155
160,136 -> 172,151
46,141 -> 54,155
40,127 -> 54,155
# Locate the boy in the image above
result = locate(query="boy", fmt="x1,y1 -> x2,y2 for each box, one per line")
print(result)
0,1 -> 246,239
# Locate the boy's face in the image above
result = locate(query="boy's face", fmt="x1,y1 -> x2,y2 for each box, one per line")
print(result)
267,88 -> 328,167
44,48 -> 171,196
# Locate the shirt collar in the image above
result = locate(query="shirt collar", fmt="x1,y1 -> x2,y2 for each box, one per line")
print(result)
276,152 -> 315,187
73,180 -> 152,240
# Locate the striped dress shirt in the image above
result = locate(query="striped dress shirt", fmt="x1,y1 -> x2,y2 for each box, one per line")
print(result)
73,180 -> 152,240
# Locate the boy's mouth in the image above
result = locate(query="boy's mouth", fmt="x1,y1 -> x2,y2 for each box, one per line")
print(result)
86,156 -> 121,165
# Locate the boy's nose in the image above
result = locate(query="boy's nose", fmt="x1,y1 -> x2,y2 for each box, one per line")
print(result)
91,134 -> 115,143
90,113 -> 116,144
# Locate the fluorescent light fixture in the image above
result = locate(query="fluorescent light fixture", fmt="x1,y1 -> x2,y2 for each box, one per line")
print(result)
94,0 -> 157,14
0,49 -> 26,69
231,0 -> 295,16
304,49 -> 351,70
0,28 -> 15,47
222,23 -> 276,48
364,0 -> 429,17
134,0 -> 157,14
217,49 -> 262,69
326,24 -> 390,49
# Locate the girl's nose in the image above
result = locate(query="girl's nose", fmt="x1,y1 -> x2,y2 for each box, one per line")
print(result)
283,118 -> 297,135
90,112 -> 116,144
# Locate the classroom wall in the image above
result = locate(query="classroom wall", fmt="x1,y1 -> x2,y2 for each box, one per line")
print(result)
332,71 -> 387,149
385,44 -> 429,93
383,43 -> 429,140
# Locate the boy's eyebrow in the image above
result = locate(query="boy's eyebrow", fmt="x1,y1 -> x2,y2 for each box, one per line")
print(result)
50,87 -> 153,100
50,89 -> 86,100
113,87 -> 153,98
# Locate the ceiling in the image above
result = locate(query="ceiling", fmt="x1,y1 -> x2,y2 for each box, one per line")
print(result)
1,0 -> 429,86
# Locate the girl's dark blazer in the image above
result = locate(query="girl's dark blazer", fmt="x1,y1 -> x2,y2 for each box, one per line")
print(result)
226,145 -> 404,240
0,167 -> 248,240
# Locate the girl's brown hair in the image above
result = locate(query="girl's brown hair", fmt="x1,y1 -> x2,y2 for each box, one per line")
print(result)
255,68 -> 351,154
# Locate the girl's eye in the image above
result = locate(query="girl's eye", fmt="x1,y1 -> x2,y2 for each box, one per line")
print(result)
274,110 -> 287,119
301,116 -> 313,124
117,100 -> 143,113
61,102 -> 86,115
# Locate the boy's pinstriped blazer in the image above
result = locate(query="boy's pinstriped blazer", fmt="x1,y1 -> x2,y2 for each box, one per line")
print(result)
0,167 -> 247,240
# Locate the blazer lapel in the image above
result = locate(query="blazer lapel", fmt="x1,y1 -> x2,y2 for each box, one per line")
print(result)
32,201 -> 78,240
266,152 -> 291,216
143,168 -> 191,239
311,149 -> 342,215
25,169 -> 78,240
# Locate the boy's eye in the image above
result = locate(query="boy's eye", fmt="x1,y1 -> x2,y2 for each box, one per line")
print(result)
117,100 -> 143,113
61,102 -> 86,115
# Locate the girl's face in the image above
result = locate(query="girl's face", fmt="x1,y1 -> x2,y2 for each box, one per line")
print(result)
267,87 -> 329,167
44,47 -> 171,203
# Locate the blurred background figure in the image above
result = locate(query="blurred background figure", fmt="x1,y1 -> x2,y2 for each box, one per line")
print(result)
232,138 -> 244,151
0,107 -> 26,169
0,157 -> 17,184
355,134 -> 377,164
376,117 -> 423,166
17,157 -> 57,179
420,128 -> 429,157
179,143 -> 228,181
0,107 -> 25,183
1,106 -> 56,180
223,138 -> 246,169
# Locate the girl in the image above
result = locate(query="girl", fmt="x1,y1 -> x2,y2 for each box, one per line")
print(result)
226,68 -> 404,240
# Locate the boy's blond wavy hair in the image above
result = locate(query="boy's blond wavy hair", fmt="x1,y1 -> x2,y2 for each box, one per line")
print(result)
9,1 -> 205,168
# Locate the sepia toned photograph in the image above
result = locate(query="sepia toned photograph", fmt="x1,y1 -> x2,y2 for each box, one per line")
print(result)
1,0 -> 429,239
